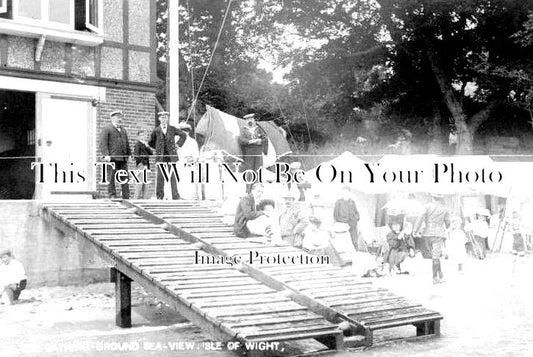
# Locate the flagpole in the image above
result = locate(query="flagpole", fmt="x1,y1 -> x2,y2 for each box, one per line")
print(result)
169,0 -> 180,126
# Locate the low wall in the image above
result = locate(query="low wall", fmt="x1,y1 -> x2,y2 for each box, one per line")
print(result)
0,201 -> 107,287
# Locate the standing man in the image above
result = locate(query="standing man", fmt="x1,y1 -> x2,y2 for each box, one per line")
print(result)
100,110 -> 131,199
414,193 -> 451,284
149,111 -> 187,200
239,113 -> 267,193
334,185 -> 367,252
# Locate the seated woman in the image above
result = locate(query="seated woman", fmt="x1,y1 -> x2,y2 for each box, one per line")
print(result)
233,183 -> 282,244
302,216 -> 342,266
0,248 -> 27,305
383,216 -> 415,274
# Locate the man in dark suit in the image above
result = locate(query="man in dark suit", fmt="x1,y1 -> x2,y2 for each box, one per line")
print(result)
100,110 -> 131,199
149,111 -> 187,199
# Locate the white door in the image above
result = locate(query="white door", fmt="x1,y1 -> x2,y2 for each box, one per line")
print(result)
35,93 -> 95,199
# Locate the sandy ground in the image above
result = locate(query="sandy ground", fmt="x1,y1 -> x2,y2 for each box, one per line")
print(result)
0,253 -> 532,357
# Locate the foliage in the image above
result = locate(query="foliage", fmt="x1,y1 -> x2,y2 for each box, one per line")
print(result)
156,0 -> 533,153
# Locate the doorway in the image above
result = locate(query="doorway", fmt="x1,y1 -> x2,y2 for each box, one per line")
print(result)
0,90 -> 36,199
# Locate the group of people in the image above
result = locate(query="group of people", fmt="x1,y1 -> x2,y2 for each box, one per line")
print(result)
233,185 -> 531,285
0,248 -> 27,305
100,110 -> 272,200
233,183 -> 366,264
100,110 -> 189,200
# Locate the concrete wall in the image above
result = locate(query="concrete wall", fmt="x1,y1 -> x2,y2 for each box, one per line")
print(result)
0,201 -> 108,287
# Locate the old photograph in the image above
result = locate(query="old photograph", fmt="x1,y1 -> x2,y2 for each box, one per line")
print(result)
1,1 -> 533,356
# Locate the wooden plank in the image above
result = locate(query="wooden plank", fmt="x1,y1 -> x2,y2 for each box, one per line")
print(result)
341,302 -> 422,317
87,229 -> 166,235
167,280 -> 262,290
355,307 -> 440,325
368,315 -> 442,331
245,329 -> 341,343
325,295 -> 405,307
241,320 -> 335,334
76,223 -> 154,229
229,316 -> 323,329
68,218 -> 148,224
193,296 -> 291,309
105,240 -> 190,246
114,245 -> 199,253
176,285 -> 270,296
209,305 -> 308,318
97,234 -> 177,240
184,287 -> 273,300
241,325 -> 339,339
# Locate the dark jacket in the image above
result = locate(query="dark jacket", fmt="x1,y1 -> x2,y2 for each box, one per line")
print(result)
149,125 -> 187,161
234,194 -> 263,237
133,140 -> 152,168
238,125 -> 268,156
100,124 -> 131,162
333,198 -> 360,227
414,202 -> 451,238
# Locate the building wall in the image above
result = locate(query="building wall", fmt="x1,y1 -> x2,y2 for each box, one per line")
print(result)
95,87 -> 157,197
0,0 -> 157,89
0,201 -> 108,287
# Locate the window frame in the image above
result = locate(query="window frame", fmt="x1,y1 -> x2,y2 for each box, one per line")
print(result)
85,0 -> 102,34
12,0 -> 75,31
0,0 -> 7,14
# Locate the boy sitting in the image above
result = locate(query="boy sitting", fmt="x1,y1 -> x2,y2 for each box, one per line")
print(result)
0,248 -> 27,305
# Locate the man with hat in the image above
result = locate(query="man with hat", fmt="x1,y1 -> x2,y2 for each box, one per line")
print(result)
149,111 -> 188,199
414,193 -> 451,284
100,110 -> 131,199
239,113 -> 268,192
0,248 -> 27,304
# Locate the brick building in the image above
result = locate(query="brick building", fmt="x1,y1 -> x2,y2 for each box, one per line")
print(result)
0,0 -> 158,199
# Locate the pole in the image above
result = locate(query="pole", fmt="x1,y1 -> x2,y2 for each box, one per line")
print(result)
168,0 -> 180,126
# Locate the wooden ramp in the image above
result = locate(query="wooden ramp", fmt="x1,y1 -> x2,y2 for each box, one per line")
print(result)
129,200 -> 443,347
40,201 -> 344,356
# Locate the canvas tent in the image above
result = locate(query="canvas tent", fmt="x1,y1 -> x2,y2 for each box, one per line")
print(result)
195,105 -> 291,167
303,153 -> 531,248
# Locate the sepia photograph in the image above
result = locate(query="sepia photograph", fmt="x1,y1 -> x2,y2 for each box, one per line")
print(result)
1,0 -> 532,356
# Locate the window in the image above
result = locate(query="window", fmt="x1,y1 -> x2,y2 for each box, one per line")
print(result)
85,0 -> 102,33
12,0 -> 74,30
3,0 -> 102,33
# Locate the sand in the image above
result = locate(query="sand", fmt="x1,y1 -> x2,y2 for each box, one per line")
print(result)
1,253 -> 532,357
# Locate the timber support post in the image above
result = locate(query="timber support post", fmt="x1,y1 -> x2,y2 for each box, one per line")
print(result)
110,267 -> 132,328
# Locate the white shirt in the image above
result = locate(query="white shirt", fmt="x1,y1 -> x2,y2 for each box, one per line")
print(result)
161,125 -> 168,135
0,258 -> 27,286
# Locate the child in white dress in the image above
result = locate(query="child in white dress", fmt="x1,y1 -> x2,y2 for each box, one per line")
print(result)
448,216 -> 468,272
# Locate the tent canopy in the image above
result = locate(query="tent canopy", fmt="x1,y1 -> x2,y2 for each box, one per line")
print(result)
305,153 -> 523,197
195,105 -> 291,166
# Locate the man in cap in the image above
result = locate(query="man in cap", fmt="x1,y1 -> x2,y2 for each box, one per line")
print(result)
149,112 -> 188,199
334,185 -> 367,252
0,248 -> 27,304
100,110 -> 131,199
414,193 -> 451,284
239,113 -> 267,192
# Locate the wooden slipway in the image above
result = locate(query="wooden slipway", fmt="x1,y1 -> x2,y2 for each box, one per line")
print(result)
128,200 -> 443,347
40,201 -> 343,356
40,200 -> 442,355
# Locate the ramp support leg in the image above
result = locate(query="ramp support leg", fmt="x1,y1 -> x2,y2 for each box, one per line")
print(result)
110,267 -> 132,328
415,320 -> 440,337
315,333 -> 345,351
364,328 -> 373,347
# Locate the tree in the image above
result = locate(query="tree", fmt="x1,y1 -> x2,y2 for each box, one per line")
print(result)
156,0 -> 289,124
377,0 -> 533,153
